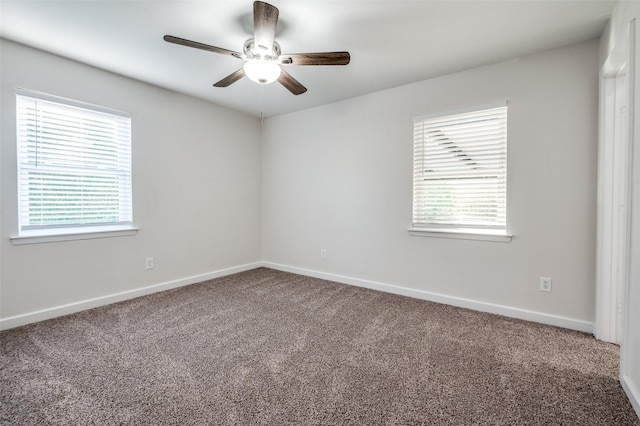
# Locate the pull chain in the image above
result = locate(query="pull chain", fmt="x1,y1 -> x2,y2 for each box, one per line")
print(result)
260,85 -> 265,126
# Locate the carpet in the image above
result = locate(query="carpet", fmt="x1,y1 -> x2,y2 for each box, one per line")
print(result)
1,267 -> 638,425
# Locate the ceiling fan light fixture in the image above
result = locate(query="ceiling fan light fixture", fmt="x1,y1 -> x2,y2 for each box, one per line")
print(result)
243,59 -> 281,84
164,2 -> 350,94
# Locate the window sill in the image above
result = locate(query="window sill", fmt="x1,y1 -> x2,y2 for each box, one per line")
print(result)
407,227 -> 512,243
10,226 -> 139,245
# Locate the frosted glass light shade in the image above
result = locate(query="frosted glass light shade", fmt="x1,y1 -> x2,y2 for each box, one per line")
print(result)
243,60 -> 281,84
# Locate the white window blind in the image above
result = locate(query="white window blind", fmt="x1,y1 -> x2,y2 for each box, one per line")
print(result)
412,105 -> 507,230
16,90 -> 132,235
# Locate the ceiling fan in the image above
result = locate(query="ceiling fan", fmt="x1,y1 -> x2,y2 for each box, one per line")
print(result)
164,1 -> 350,95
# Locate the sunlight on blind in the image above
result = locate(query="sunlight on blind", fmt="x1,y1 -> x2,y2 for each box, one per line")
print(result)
412,105 -> 507,229
16,91 -> 132,234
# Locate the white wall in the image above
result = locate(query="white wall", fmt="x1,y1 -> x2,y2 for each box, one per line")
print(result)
0,40 -> 262,327
262,40 -> 599,330
601,1 -> 640,418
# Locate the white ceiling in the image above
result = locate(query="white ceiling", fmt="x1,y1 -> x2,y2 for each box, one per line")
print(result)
0,0 -> 614,118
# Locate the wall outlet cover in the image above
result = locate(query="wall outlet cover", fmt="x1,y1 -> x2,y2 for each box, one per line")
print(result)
540,276 -> 552,292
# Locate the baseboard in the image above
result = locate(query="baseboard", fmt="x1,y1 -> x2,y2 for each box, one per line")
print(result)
262,262 -> 595,334
0,262 -> 262,331
0,260 -> 595,335
622,375 -> 640,419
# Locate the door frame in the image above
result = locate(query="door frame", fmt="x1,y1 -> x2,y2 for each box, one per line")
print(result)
596,20 -> 634,347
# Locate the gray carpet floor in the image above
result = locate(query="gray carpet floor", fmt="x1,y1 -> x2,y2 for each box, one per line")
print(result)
1,267 -> 638,425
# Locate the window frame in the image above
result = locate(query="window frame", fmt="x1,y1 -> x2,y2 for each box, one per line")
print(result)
409,102 -> 512,242
11,89 -> 137,245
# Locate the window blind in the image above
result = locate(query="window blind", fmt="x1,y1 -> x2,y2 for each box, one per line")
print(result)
412,105 -> 507,230
16,91 -> 132,234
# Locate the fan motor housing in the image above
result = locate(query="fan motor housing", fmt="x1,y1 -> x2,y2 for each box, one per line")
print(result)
244,38 -> 281,61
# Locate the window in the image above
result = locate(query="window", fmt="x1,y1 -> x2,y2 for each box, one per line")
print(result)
15,90 -> 133,240
411,104 -> 508,240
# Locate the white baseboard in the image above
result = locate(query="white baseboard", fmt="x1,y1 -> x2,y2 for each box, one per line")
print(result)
0,262 -> 262,331
622,375 -> 640,420
262,262 -> 595,334
0,260 -> 595,335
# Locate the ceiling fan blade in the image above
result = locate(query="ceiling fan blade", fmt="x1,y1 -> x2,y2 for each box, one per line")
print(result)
280,52 -> 351,66
253,1 -> 279,53
213,68 -> 246,87
164,35 -> 244,59
278,69 -> 307,95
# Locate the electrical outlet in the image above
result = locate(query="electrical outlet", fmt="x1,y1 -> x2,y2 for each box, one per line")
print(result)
320,249 -> 327,259
145,257 -> 154,270
539,276 -> 552,292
